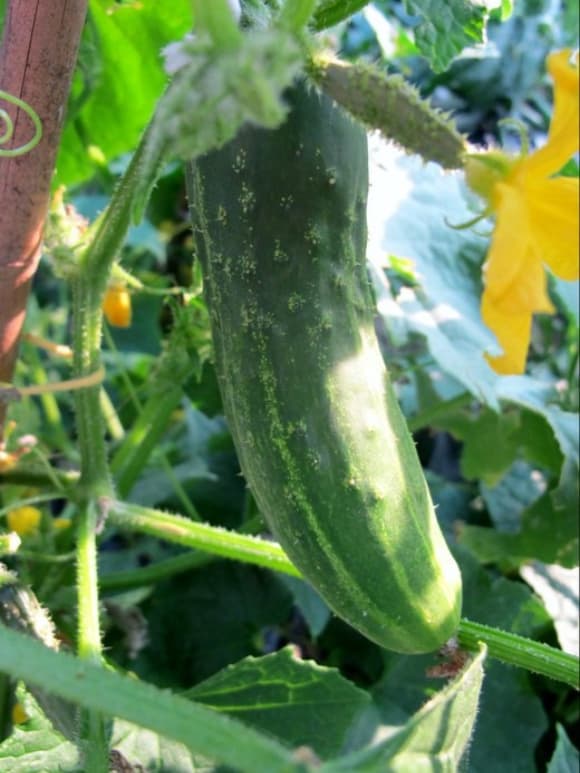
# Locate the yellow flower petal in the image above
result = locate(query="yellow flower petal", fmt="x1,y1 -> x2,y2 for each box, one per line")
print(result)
491,249 -> 554,315
483,182 -> 530,302
7,506 -> 42,537
525,176 -> 580,281
525,49 -> 579,178
482,294 -> 532,374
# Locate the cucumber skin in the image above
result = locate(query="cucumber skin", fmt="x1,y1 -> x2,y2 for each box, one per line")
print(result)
187,84 -> 462,654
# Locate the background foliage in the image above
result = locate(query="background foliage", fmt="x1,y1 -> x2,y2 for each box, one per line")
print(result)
0,0 -> 578,770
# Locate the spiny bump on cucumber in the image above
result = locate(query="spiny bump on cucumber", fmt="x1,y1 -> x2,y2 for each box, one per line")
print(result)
308,52 -> 466,170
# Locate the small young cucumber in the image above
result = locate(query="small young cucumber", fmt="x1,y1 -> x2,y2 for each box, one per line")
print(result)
187,82 -> 462,654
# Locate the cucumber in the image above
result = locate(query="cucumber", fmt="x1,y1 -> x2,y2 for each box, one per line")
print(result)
186,82 -> 462,654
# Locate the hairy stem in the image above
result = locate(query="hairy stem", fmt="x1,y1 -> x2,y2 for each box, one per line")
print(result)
109,500 -> 580,688
278,0 -> 319,30
192,0 -> 242,47
457,620 -> 579,689
0,626 -> 311,773
108,500 -> 302,578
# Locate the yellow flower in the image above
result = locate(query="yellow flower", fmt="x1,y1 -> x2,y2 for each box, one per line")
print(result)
6,506 -> 42,537
466,49 -> 579,374
102,284 -> 132,328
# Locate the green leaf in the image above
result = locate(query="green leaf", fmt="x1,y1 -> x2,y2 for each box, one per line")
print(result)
370,549 -> 549,773
135,563 -> 293,688
55,0 -> 193,186
520,563 -> 579,656
0,627 -> 309,773
368,141 -> 499,407
280,576 -> 331,637
312,0 -> 371,30
186,647 -> 371,760
517,409 -> 564,474
458,403 -> 579,567
547,725 -> 579,773
552,278 -> 579,327
461,490 -> 579,568
424,471 -> 473,543
0,688 -> 79,773
480,460 -> 547,533
110,719 -> 214,772
325,646 -> 486,771
460,410 -> 521,484
403,0 -> 487,71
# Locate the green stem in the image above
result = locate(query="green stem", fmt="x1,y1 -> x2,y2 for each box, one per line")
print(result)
27,348 -> 68,450
458,620 -> 579,689
80,124 -> 150,282
109,500 -> 579,688
0,494 -> 65,518
71,273 -> 111,498
108,500 -> 302,578
80,709 -> 109,773
99,388 -> 125,442
74,497 -> 109,769
311,0 -> 370,30
70,269 -> 110,768
100,518 -> 264,593
13,550 -> 75,564
68,92 -> 152,773
278,0 -> 318,30
75,500 -> 102,663
105,326 -> 199,518
100,551 -> 212,592
0,626 -> 311,773
407,393 -> 472,432
0,466 -> 78,490
192,0 -> 242,48
110,385 -> 183,499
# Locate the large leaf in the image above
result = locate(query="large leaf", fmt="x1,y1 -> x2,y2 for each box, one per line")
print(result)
520,563 -> 579,656
0,688 -> 78,773
458,409 -> 579,567
55,0 -> 193,186
369,549 -> 549,773
134,562 -> 293,688
110,719 -> 215,773
547,725 -> 580,773
324,645 -> 486,771
403,0 -> 488,72
186,647 -> 371,760
461,490 -> 579,568
368,138 -> 498,406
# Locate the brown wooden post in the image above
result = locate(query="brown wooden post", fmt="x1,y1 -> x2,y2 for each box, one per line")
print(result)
0,0 -> 88,434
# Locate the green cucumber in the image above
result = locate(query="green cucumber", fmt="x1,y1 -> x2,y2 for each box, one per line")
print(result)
186,82 -> 462,654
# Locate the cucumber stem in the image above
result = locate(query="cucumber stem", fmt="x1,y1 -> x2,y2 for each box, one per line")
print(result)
191,0 -> 242,48
458,620 -> 579,689
278,0 -> 319,30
